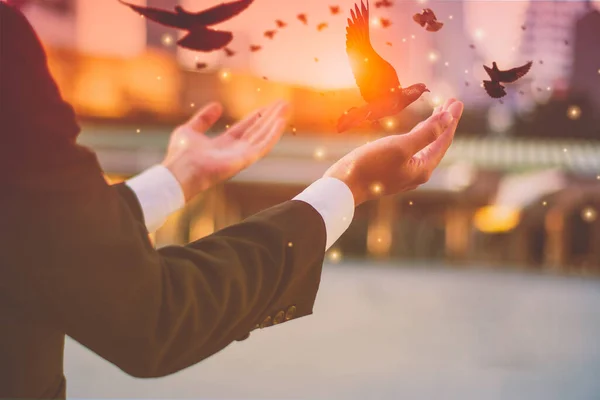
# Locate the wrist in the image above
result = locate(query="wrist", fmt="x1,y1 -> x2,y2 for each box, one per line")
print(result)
161,159 -> 207,202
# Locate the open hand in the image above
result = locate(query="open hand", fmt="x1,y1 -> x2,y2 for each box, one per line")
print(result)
324,98 -> 464,206
162,100 -> 289,201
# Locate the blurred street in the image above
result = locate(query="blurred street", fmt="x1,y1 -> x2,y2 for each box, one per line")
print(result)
65,263 -> 600,399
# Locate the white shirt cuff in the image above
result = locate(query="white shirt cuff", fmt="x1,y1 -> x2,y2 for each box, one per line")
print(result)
125,165 -> 185,234
293,177 -> 355,250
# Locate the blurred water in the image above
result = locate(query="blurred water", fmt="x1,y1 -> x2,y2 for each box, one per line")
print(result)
65,263 -> 600,399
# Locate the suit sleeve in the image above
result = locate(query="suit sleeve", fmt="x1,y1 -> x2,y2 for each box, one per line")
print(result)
19,170 -> 327,378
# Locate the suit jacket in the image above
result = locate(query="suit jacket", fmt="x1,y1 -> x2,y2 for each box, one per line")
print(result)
0,152 -> 327,399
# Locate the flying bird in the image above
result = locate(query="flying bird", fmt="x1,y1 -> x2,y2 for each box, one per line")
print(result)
413,8 -> 443,32
223,47 -> 236,57
330,5 -> 340,15
374,0 -> 393,8
297,13 -> 308,25
338,0 -> 430,133
317,22 -> 328,31
469,44 -> 476,49
386,41 -> 393,46
379,17 -> 391,28
250,45 -> 262,52
275,19 -> 287,28
196,62 -> 208,70
118,0 -> 254,52
264,30 -> 276,39
482,61 -> 533,98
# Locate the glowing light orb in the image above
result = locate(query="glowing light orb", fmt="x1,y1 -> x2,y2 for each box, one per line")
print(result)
287,242 -> 294,247
190,102 -> 195,108
328,249 -> 342,263
428,52 -> 439,63
292,127 -> 297,133
178,137 -> 188,147
385,119 -> 395,129
220,70 -> 231,81
370,182 -> 384,195
136,129 -> 140,133
444,61 -> 449,67
411,35 -> 416,39
563,148 -> 568,153
448,15 -> 454,20
567,105 -> 581,120
542,201 -> 547,206
256,87 -> 261,92
364,57 -> 369,62
225,124 -> 230,129
465,69 -> 469,74
313,147 -> 326,160
546,86 -> 552,91
402,38 -> 407,42
431,96 -> 443,106
597,175 -> 600,180
581,207 -> 597,223
161,33 -> 174,47
474,29 -> 485,41
409,201 -> 414,206
371,18 -> 380,26
157,76 -> 161,80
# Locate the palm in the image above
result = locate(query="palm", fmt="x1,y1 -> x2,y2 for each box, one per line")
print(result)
163,101 -> 288,200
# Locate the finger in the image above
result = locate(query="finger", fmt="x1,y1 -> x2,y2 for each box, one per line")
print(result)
186,102 -> 223,133
413,101 -> 464,169
402,110 -> 454,156
223,103 -> 275,140
441,98 -> 457,112
244,101 -> 289,142
247,117 -> 286,164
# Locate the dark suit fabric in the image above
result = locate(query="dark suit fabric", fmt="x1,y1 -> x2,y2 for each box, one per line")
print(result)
0,161 -> 326,398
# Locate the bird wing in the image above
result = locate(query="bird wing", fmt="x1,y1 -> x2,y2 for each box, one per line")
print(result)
412,12 -> 426,26
498,61 -> 533,83
425,20 -> 443,32
422,8 -> 436,20
177,27 -> 233,51
483,64 -> 495,80
118,1 -> 188,29
346,0 -> 400,103
190,0 -> 254,26
483,80 -> 506,98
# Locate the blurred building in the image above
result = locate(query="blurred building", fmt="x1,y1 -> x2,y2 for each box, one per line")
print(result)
519,0 -> 592,91
570,6 -> 600,112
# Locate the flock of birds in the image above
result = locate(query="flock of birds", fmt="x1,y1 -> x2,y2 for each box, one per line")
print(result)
119,0 -> 534,133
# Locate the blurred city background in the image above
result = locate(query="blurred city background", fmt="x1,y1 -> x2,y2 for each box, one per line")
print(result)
9,0 -> 600,398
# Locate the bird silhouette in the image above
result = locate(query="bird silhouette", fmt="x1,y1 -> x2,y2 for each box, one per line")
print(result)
223,47 -> 236,57
338,0 -> 430,133
413,8 -> 443,32
275,19 -> 287,28
196,62 -> 208,70
330,5 -> 340,15
118,0 -> 254,52
482,61 -> 533,98
264,30 -> 276,39
386,41 -> 393,46
317,22 -> 328,31
250,45 -> 262,52
297,13 -> 308,25
379,17 -> 391,28
374,0 -> 393,8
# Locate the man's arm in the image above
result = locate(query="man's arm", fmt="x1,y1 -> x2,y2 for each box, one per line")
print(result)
15,169 -> 330,378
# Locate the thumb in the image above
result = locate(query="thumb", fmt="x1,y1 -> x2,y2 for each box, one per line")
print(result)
404,111 -> 453,156
186,102 -> 223,133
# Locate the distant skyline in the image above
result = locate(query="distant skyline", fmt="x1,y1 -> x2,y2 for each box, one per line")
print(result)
18,0 -> 600,91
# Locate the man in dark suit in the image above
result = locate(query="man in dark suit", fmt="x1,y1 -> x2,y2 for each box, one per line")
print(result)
0,3 -> 464,398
